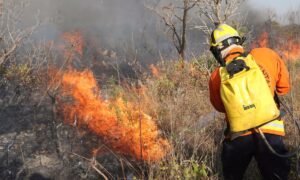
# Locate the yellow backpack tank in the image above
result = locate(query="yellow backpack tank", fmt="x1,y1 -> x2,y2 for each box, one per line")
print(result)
219,54 -> 280,133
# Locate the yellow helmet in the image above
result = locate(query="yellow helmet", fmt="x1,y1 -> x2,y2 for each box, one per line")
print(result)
210,24 -> 245,66
210,24 -> 240,48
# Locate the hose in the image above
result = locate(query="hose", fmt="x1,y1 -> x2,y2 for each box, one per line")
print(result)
258,100 -> 300,158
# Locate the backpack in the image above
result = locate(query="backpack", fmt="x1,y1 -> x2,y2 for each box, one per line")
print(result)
219,54 -> 280,133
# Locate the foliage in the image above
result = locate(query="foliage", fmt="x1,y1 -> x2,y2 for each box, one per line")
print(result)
149,157 -> 208,179
0,60 -> 41,107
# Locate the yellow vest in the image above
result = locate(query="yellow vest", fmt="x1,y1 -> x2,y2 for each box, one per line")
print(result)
220,54 -> 280,133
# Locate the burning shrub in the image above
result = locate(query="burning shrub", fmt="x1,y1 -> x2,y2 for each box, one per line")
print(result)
59,69 -> 171,162
251,31 -> 300,61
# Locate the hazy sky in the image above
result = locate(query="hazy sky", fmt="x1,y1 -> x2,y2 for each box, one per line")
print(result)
249,0 -> 300,15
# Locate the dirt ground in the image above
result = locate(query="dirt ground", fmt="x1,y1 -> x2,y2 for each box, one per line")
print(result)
0,101 -> 140,180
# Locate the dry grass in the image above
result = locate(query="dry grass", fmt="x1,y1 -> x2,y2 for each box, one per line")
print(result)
2,46 -> 299,179
281,60 -> 300,180
115,57 -> 300,179
110,58 -> 224,179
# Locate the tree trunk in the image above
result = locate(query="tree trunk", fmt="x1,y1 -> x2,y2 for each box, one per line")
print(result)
0,0 -> 3,16
180,0 -> 188,61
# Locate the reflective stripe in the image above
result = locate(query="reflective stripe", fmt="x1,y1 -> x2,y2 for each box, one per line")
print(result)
260,129 -> 285,136
228,120 -> 285,139
260,120 -> 284,133
261,120 -> 284,128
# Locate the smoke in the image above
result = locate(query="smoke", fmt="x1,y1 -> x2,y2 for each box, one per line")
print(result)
21,0 -> 209,62
21,0 -> 174,61
39,0 -> 147,35
27,0 -> 147,30
19,0 -> 299,62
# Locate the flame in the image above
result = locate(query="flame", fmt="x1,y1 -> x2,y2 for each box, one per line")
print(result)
149,64 -> 159,77
61,31 -> 84,58
278,38 -> 300,61
258,32 -> 269,48
252,32 -> 300,61
60,69 -> 170,161
251,31 -> 269,48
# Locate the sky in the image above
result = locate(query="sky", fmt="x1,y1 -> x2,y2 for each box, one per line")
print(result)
248,0 -> 300,16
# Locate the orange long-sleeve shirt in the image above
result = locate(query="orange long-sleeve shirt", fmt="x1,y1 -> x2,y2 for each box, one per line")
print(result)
209,47 -> 290,113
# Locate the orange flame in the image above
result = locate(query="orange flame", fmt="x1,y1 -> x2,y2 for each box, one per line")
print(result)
251,31 -> 269,48
252,32 -> 300,61
61,31 -> 84,58
60,69 -> 170,161
149,64 -> 159,77
279,38 -> 300,61
258,32 -> 269,48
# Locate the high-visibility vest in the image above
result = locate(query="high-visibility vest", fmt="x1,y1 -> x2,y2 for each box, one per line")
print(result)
219,54 -> 281,133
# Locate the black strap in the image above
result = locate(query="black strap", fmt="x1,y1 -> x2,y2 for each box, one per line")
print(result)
226,58 -> 250,78
274,92 -> 280,108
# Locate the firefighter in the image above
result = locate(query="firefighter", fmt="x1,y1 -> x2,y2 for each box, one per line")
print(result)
209,24 -> 291,180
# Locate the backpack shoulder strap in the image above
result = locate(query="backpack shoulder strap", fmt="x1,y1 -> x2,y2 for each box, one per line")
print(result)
225,53 -> 250,78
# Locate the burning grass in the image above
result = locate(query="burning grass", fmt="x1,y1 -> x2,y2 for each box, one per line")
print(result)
61,31 -> 84,58
252,31 -> 300,61
3,23 -> 299,178
40,28 -> 300,178
59,69 -> 171,162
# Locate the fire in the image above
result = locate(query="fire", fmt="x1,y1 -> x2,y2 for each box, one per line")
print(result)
61,31 -> 84,59
251,31 -> 269,48
149,64 -> 159,77
258,31 -> 269,48
278,38 -> 300,61
60,69 -> 170,161
252,31 -> 300,61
